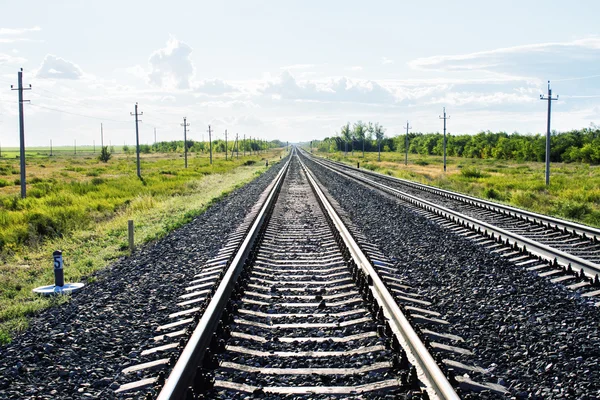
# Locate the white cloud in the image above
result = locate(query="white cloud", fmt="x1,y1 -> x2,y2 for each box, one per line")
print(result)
0,26 -> 41,35
281,64 -> 316,70
36,54 -> 84,80
381,57 -> 394,65
194,79 -> 238,95
409,38 -> 600,73
148,36 -> 195,89
0,38 -> 41,44
348,66 -> 363,71
263,71 -> 396,104
0,53 -> 26,65
426,91 -> 535,107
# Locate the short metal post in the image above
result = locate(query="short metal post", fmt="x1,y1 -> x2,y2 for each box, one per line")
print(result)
128,220 -> 134,252
357,162 -> 360,169
53,250 -> 64,287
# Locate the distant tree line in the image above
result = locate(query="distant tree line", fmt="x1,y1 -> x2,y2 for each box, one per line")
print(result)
122,139 -> 284,155
313,123 -> 600,164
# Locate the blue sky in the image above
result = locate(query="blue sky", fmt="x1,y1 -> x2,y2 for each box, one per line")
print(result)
0,0 -> 599,146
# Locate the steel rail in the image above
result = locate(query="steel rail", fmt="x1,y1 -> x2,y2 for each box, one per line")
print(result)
305,150 -> 600,241
302,152 -> 600,279
299,156 -> 460,400
156,157 -> 291,400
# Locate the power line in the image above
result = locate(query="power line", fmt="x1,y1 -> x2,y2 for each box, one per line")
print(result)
29,103 -> 130,123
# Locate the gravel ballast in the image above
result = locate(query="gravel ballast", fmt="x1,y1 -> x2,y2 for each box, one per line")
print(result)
304,156 -> 600,399
0,160 -> 286,400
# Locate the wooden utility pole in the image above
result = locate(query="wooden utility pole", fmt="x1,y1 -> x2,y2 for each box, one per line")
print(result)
540,81 -> 559,186
439,107 -> 450,172
405,121 -> 411,166
11,68 -> 31,198
181,117 -> 190,168
130,103 -> 143,179
207,125 -> 213,164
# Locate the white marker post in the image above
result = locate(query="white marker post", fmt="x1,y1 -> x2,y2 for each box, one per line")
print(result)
33,250 -> 85,296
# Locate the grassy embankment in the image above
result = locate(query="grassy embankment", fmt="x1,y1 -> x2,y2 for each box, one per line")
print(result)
0,148 -> 284,343
314,150 -> 600,227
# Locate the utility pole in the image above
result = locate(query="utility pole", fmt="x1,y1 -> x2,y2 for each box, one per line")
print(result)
130,102 -> 143,179
405,121 -> 412,166
225,129 -> 228,160
243,134 -> 246,157
74,139 -> 77,155
236,133 -> 239,159
207,125 -> 213,165
154,127 -> 157,145
11,68 -> 31,199
439,107 -> 450,172
50,139 -> 52,156
101,123 -> 104,148
93,140 -> 95,153
181,117 -> 190,168
540,81 -> 559,186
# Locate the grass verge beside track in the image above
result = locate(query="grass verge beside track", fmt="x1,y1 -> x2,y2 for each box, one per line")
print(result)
311,149 -> 600,227
0,149 -> 284,343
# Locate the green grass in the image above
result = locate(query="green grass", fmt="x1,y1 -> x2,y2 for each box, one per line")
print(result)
0,149 -> 284,343
313,149 -> 600,227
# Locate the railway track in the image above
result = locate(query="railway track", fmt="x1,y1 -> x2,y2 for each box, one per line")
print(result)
115,151 -> 466,399
302,150 -> 600,301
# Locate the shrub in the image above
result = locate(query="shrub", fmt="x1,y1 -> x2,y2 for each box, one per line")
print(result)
243,160 -> 256,166
90,177 -> 105,185
0,179 -> 9,188
415,160 -> 429,166
98,146 -> 111,162
553,201 -> 592,220
483,187 -> 504,201
460,167 -> 488,178
30,177 -> 43,184
13,179 -> 20,186
27,212 -> 61,238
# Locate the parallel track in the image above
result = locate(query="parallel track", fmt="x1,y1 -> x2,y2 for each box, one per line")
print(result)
302,151 -> 600,298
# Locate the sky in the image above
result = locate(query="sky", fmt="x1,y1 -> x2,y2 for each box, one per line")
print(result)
0,0 -> 600,147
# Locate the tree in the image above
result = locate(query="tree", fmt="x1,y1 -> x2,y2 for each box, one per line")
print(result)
340,123 -> 351,156
353,121 -> 368,157
98,146 -> 111,162
372,123 -> 386,161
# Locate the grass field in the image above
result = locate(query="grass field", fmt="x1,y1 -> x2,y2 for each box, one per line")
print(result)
313,149 -> 600,228
0,148 -> 284,343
